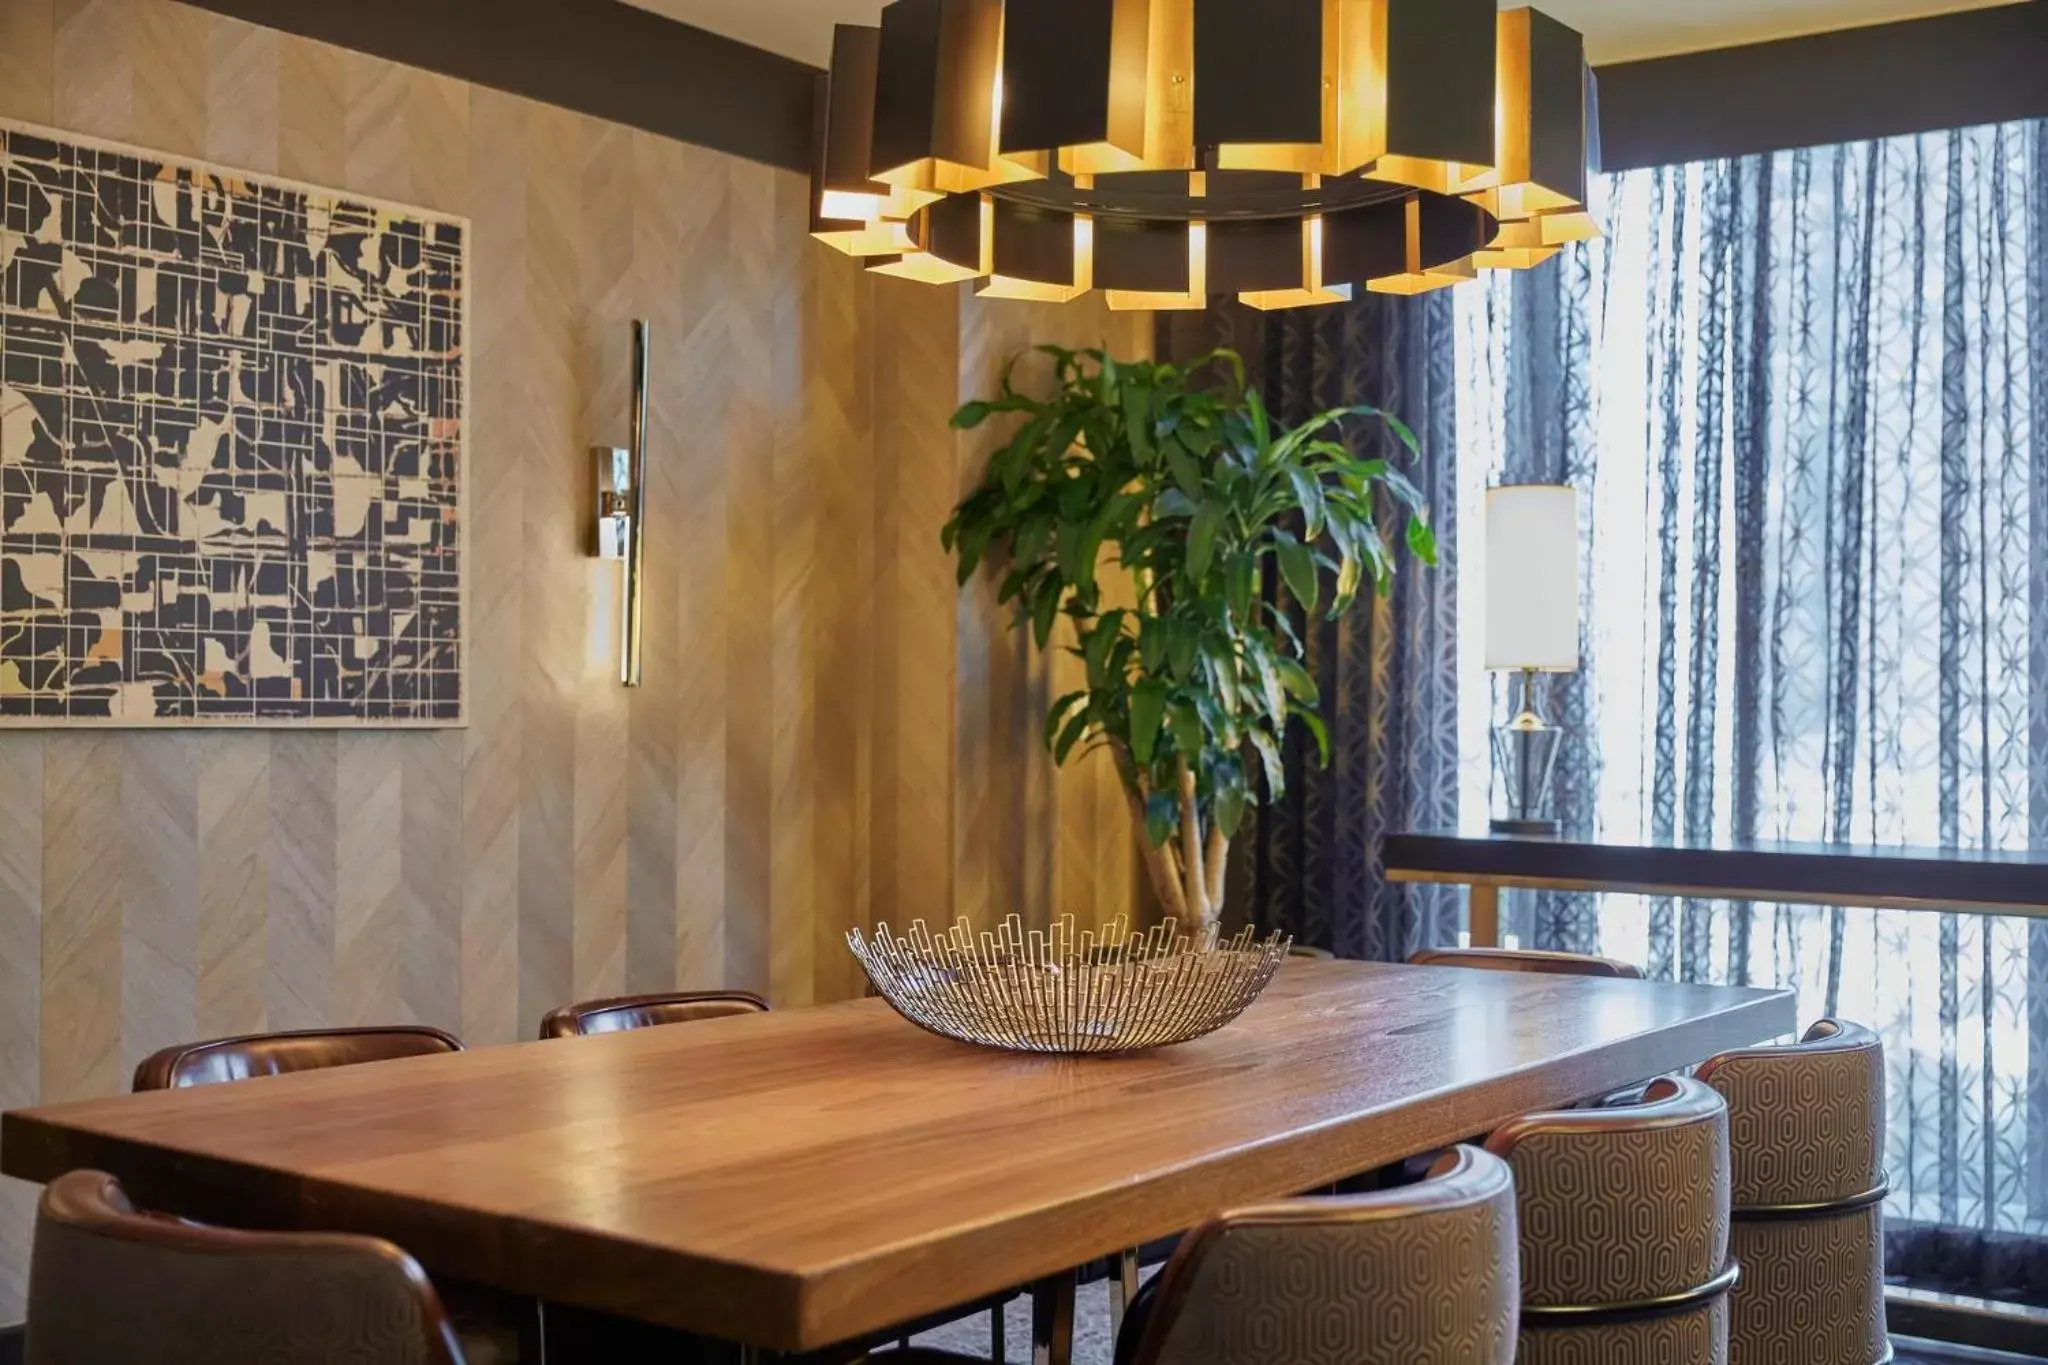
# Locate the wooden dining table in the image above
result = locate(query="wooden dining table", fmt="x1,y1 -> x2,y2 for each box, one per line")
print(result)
1,958 -> 1794,1357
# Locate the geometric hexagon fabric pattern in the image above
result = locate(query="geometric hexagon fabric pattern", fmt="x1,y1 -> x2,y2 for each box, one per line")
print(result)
1724,1209 -> 1889,1365
0,121 -> 463,725
1500,1098 -> 1732,1305
1490,1077 -> 1732,1364
1516,1299 -> 1729,1365
1703,1022 -> 1886,1209
1145,1148 -> 1520,1365
1703,1021 -> 1889,1365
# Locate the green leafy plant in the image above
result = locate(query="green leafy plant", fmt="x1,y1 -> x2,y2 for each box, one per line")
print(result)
942,346 -> 1438,931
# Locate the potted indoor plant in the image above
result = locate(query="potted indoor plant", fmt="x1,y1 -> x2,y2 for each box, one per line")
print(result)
943,346 -> 1437,933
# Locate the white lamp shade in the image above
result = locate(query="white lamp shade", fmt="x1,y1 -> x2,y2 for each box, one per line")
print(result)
1485,484 -> 1580,672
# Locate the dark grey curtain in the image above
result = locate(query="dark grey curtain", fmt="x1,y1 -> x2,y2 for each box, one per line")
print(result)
1165,296 -> 1464,962
1462,120 -> 2048,1302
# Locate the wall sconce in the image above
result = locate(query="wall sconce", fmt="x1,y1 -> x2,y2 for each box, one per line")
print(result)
593,320 -> 650,686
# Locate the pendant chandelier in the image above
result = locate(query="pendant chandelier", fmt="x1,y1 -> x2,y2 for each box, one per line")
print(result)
808,0 -> 1601,311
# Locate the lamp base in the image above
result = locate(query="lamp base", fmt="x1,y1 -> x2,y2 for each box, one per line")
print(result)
1489,817 -> 1561,838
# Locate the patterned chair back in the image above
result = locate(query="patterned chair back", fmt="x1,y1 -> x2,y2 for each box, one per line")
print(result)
27,1169 -> 464,1365
538,990 -> 769,1039
1486,1076 -> 1734,1364
1697,1019 -> 1889,1365
1120,1145 -> 1520,1365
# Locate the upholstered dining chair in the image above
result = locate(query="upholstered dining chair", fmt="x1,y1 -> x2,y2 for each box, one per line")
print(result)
537,989 -> 769,1039
126,1025 -> 525,1359
1486,1076 -> 1736,1363
1409,945 -> 1646,978
26,1168 -> 465,1365
132,1024 -> 464,1091
1697,1020 -> 1890,1365
879,1145 -> 1522,1365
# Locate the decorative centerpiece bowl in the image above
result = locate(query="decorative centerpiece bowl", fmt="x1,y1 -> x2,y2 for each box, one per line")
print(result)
848,914 -> 1292,1055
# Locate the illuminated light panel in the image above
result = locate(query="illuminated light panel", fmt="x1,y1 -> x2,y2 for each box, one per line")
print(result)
1467,9 -> 1589,215
1471,217 -> 1559,270
1059,143 -> 1151,177
817,188 -> 884,223
1240,215 -> 1355,310
1537,208 -> 1602,245
978,275 -> 1086,302
1367,154 -> 1494,197
813,220 -> 921,258
1366,267 -> 1466,296
1239,280 -> 1354,310
898,27 -> 1052,196
1216,144 -> 1328,176
875,151 -> 1049,197
1140,0 -> 1197,171
1215,0 -> 1397,179
817,183 -> 941,225
868,251 -> 984,284
1366,197 -> 1478,294
1496,181 -> 1576,219
1106,222 -> 1207,311
1328,0 -> 1389,174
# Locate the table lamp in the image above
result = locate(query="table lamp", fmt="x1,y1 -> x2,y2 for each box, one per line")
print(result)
1485,484 -> 1579,836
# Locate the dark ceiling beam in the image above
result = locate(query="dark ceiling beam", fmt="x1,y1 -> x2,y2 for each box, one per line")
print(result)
176,0 -> 2048,180
175,0 -> 818,173
1594,1 -> 2048,172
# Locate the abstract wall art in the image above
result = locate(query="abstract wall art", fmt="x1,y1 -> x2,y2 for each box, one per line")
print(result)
0,120 -> 465,726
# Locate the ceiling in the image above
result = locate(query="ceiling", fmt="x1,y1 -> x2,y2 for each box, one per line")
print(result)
623,0 -> 2027,69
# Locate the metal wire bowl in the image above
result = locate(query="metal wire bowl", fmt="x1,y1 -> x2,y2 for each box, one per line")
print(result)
848,914 -> 1292,1054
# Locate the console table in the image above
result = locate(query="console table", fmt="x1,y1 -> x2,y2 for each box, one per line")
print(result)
1382,826 -> 2048,1356
1382,828 -> 2048,949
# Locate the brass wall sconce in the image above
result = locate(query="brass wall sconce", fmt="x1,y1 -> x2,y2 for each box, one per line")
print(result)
593,320 -> 650,686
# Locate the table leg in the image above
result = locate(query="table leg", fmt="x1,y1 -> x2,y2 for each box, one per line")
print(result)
1468,883 -> 1500,948
1031,1269 -> 1077,1365
1107,1247 -> 1139,1339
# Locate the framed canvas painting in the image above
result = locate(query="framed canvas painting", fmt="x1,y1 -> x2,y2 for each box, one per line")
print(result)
0,119 -> 467,727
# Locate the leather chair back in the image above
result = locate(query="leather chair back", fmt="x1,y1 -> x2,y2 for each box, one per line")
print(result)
1698,1020 -> 1889,1365
133,1026 -> 464,1091
538,990 -> 769,1039
1410,946 -> 1645,978
1117,1146 -> 1520,1365
1487,1076 -> 1734,1363
26,1169 -> 463,1365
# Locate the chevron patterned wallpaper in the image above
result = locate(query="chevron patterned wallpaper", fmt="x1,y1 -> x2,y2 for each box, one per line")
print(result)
0,0 -> 1152,1322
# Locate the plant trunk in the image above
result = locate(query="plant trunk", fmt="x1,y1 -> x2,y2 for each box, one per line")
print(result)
1126,784 -> 1189,921
1204,822 -> 1230,916
1116,746 -> 1230,937
1177,763 -> 1206,927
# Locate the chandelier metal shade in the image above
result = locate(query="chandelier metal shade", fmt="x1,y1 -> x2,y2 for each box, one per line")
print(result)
808,0 -> 1602,311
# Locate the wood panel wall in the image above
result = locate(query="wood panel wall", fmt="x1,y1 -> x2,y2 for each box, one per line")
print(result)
0,0 -> 1150,1320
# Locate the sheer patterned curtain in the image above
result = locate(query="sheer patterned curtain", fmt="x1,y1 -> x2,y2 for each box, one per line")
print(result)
1454,120 -> 2048,1298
